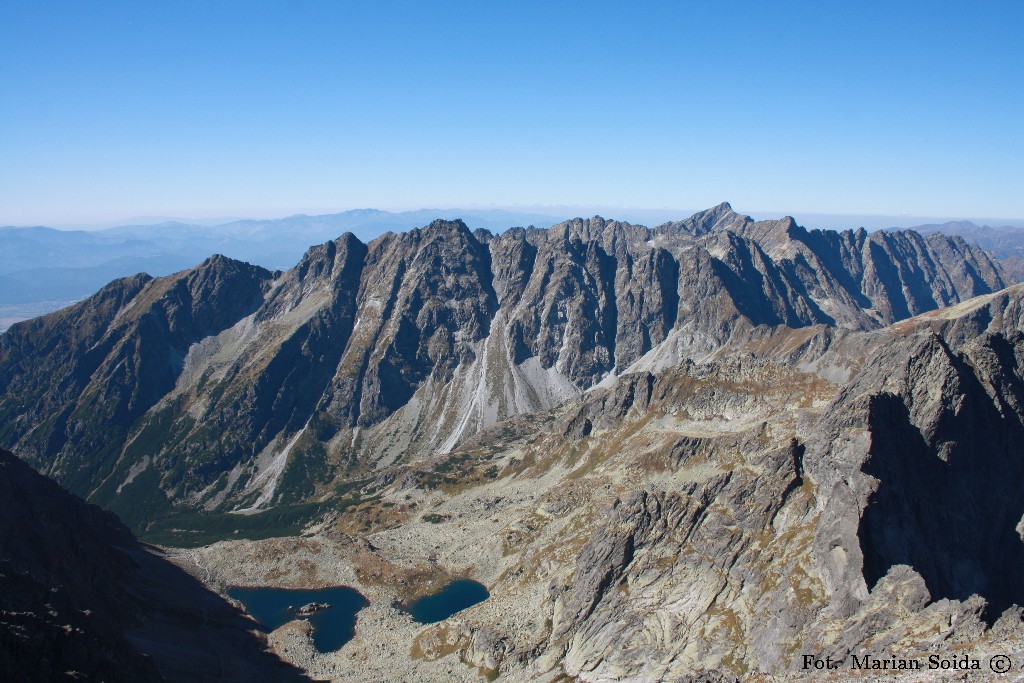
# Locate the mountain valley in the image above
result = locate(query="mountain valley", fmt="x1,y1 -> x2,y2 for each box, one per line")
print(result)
3,204 -> 1024,681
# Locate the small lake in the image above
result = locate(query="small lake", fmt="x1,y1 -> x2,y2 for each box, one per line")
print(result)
403,579 -> 490,623
227,586 -> 369,652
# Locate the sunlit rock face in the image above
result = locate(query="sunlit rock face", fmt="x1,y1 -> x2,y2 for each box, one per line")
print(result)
0,205 -> 1005,524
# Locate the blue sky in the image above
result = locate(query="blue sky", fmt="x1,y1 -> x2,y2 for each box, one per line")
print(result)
2,1 -> 1022,226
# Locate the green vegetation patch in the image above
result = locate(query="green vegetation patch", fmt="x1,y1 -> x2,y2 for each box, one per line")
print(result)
103,464 -> 173,528
422,513 -> 450,524
139,501 -> 326,547
416,448 -> 509,494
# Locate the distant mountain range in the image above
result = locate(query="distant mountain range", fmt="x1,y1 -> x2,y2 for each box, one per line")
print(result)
886,220 -> 1024,282
3,211 -> 1024,331
897,219 -> 1024,255
0,209 -> 563,321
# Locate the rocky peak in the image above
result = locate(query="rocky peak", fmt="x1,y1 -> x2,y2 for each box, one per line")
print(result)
547,216 -> 650,258
413,217 -> 475,240
654,201 -> 749,237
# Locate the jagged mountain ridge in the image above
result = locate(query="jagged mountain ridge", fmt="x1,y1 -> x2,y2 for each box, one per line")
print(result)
902,219 -> 1024,283
0,204 -> 1007,529
0,208 -> 565,312
904,219 -> 1024,261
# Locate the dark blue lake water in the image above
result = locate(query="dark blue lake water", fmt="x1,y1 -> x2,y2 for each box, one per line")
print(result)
227,586 -> 369,652
404,579 -> 489,623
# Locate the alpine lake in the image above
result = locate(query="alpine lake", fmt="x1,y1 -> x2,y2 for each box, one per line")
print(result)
401,579 -> 490,624
227,586 -> 369,653
228,579 -> 489,652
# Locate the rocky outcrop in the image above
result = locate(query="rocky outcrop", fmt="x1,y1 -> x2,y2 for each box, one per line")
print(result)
371,287 -> 1024,682
822,326 -> 1024,620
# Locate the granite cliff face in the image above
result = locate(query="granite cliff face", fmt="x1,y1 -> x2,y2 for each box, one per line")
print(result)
0,205 -> 1005,530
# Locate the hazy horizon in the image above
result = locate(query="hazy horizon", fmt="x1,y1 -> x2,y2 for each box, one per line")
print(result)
2,2 -> 1022,228
6,204 -> 1024,234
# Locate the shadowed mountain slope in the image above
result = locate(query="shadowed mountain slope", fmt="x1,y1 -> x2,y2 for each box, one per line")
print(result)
0,448 -> 312,682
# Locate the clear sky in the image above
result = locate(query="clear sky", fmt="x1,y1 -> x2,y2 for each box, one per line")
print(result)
2,1 -> 1022,226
